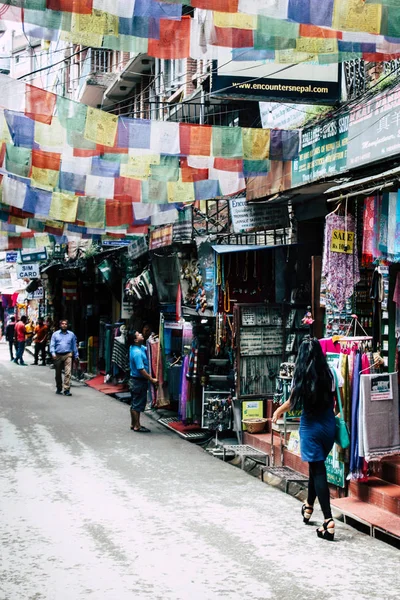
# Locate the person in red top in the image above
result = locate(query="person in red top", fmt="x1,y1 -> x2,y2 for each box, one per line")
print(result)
33,317 -> 49,366
14,315 -> 27,366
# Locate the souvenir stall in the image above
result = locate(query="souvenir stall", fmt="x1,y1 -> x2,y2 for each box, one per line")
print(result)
298,193 -> 400,492
213,244 -> 313,438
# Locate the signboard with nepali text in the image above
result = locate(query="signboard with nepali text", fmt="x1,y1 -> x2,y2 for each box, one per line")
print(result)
292,115 -> 349,187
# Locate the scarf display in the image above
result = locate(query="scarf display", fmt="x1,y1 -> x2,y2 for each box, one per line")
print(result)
322,212 -> 360,311
359,373 -> 400,462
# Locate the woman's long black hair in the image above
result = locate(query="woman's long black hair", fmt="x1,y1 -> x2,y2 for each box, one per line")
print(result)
290,337 -> 333,414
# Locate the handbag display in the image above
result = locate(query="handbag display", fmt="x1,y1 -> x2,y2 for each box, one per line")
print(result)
332,369 -> 350,449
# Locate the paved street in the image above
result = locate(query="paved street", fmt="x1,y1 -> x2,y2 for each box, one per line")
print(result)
0,343 -> 399,600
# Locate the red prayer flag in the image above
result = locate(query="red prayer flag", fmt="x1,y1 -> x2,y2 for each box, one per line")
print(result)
180,158 -> 208,182
25,85 -> 56,125
31,149 -> 61,172
179,123 -> 212,156
192,0 -> 238,11
148,16 -> 191,59
114,177 -> 141,201
106,198 -> 133,227
299,25 -> 342,39
212,27 -> 253,48
46,0 -> 93,13
213,158 -> 243,172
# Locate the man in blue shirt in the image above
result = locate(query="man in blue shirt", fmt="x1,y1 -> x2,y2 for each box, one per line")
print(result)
50,319 -> 79,396
129,330 -> 157,432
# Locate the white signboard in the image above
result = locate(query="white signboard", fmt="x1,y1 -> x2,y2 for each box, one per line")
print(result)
229,198 -> 288,234
27,286 -> 44,300
16,263 -> 40,279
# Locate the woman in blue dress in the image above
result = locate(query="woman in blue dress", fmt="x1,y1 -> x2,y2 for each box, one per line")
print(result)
272,337 -> 337,541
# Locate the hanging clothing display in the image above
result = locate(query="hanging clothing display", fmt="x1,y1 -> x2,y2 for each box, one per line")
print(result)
370,267 -> 384,351
322,212 -> 360,311
111,338 -> 129,374
359,373 -> 400,462
361,195 -> 382,266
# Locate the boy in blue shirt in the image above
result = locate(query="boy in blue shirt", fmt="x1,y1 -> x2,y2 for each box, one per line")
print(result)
129,330 -> 158,432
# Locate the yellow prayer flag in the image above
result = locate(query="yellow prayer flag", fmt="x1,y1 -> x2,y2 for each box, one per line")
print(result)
84,106 -> 118,147
9,217 -> 27,227
275,49 -> 317,64
70,10 -> 117,44
34,234 -> 51,249
242,128 -> 270,160
213,11 -> 256,30
296,37 -> 338,54
35,117 -> 66,150
49,192 -> 78,223
0,113 -> 11,143
31,166 -> 59,191
332,0 -> 382,34
167,181 -> 195,204
121,153 -> 160,179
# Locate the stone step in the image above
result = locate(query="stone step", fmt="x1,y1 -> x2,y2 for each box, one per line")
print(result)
332,496 -> 400,544
374,456 -> 400,487
349,476 -> 400,516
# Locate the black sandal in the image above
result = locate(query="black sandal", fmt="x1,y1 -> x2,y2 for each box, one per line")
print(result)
132,426 -> 151,433
316,519 -> 335,541
301,503 -> 314,524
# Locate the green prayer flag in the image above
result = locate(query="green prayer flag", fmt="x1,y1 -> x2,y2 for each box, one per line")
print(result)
5,144 -> 32,178
150,156 -> 180,182
77,197 -> 106,229
212,127 -> 243,159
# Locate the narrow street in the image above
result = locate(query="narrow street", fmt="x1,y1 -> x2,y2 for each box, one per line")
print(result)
0,343 -> 398,600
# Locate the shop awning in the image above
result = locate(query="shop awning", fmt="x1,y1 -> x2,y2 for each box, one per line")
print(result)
324,165 -> 400,202
212,244 -> 292,254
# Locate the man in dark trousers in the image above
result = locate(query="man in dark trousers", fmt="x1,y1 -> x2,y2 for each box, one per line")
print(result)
129,330 -> 157,432
14,316 -> 27,365
5,316 -> 16,361
33,317 -> 49,366
50,319 -> 79,396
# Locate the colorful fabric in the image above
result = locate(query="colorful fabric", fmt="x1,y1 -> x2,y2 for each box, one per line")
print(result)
322,212 -> 360,311
3,1 -> 400,61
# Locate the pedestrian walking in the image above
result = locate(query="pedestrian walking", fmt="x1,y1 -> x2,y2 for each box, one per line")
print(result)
50,320 -> 79,396
14,316 -> 27,365
272,337 -> 340,541
129,330 -> 157,432
5,316 -> 16,361
33,317 -> 49,366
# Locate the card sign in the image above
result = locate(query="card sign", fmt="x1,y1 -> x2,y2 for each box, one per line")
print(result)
370,374 -> 393,401
19,248 -> 47,263
16,263 -> 40,279
330,229 -> 354,254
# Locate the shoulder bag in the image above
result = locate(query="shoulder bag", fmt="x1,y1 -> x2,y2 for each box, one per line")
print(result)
332,369 -> 350,450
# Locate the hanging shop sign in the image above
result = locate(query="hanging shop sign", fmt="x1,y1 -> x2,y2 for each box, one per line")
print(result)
330,230 -> 354,254
102,239 -> 132,247
53,243 -> 67,259
347,85 -> 400,169
325,451 -> 345,488
292,115 -> 349,187
19,248 -> 47,263
149,225 -> 173,250
260,102 -> 326,130
27,286 -> 44,300
6,251 -> 18,263
127,236 -> 148,260
16,263 -> 40,279
229,197 -> 289,234
370,374 -> 393,401
211,56 -> 340,104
